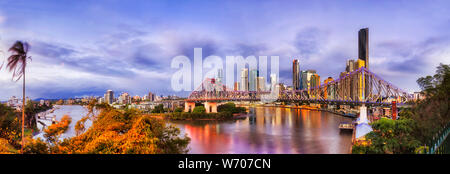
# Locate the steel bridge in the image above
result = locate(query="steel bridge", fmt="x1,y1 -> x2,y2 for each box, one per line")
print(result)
187,67 -> 410,106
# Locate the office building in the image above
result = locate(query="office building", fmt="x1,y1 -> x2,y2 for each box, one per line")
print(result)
358,28 -> 369,69
249,69 -> 258,91
240,68 -> 249,91
301,71 -> 308,90
257,76 -> 265,91
105,90 -> 114,104
292,59 -> 300,90
270,73 -> 277,91
234,82 -> 240,91
310,74 -> 320,88
359,28 -> 371,100
305,70 -> 316,90
217,68 -> 224,84
324,77 -> 334,99
346,59 -> 356,72
118,92 -> 131,104
148,91 -> 155,101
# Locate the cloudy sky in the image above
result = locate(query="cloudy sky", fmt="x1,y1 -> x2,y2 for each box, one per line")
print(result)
0,0 -> 449,100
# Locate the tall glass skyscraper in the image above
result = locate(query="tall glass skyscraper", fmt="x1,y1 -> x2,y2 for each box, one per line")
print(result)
301,71 -> 307,90
217,68 -> 223,84
257,76 -> 265,91
249,69 -> 259,91
240,68 -> 249,91
305,70 -> 316,90
293,59 -> 300,90
270,73 -> 277,91
359,28 -> 370,100
105,90 -> 114,104
358,28 -> 369,69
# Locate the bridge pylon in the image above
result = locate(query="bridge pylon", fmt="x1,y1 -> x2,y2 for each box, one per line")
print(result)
185,102 -> 196,113
204,102 -> 218,113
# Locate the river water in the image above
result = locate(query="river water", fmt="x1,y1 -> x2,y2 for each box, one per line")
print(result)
172,107 -> 354,154
34,105 -> 93,140
35,105 -> 353,154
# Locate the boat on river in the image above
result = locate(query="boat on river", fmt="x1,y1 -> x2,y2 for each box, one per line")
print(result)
339,122 -> 354,131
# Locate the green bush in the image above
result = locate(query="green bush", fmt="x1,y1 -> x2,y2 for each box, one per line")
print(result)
352,118 -> 420,154
174,107 -> 183,113
152,104 -> 165,113
217,102 -> 247,114
192,106 -> 206,113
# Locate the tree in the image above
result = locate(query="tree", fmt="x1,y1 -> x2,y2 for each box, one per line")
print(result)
217,102 -> 247,114
55,99 -> 64,105
192,106 -> 206,113
43,115 -> 72,147
0,104 -> 21,148
152,104 -> 165,113
24,100 -> 36,130
2,104 -> 191,154
59,107 -> 190,154
74,116 -> 89,136
405,63 -> 450,143
0,138 -> 17,154
0,41 -> 32,153
174,107 -> 183,113
23,137 -> 48,154
352,118 -> 420,154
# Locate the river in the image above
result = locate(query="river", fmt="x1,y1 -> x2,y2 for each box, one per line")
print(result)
35,105 -> 353,154
34,105 -> 93,140
172,107 -> 354,154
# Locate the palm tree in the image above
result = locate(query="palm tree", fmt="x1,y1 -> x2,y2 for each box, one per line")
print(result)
0,41 -> 31,153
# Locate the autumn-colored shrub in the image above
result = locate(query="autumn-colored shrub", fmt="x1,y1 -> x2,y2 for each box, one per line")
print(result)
0,104 -> 21,148
1,105 -> 190,154
58,107 -> 190,154
23,137 -> 49,154
0,138 -> 17,154
43,115 -> 72,145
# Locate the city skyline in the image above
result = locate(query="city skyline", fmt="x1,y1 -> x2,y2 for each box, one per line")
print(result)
1,0 -> 450,100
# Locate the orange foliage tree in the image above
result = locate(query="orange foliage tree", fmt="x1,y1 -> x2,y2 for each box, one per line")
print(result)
58,107 -> 190,154
43,115 -> 71,145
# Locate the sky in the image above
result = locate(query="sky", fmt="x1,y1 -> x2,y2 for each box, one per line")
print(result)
0,0 -> 449,100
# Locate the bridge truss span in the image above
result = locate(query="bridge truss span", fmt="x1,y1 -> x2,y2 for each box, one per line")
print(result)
187,67 -> 411,106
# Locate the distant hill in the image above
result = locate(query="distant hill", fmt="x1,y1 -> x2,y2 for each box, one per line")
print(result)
33,98 -> 46,101
33,98 -> 61,101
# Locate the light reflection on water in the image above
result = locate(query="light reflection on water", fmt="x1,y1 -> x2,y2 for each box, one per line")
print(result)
34,105 -> 353,154
170,107 -> 354,154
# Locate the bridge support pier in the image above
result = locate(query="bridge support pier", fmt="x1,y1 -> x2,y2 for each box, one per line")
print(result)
185,102 -> 196,112
359,104 -> 368,124
204,102 -> 218,113
392,101 -> 397,120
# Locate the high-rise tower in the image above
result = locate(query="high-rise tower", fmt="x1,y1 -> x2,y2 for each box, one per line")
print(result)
292,59 -> 300,90
358,28 -> 369,69
359,28 -> 370,100
249,69 -> 258,91
240,68 -> 249,91
105,90 -> 114,104
270,73 -> 277,91
217,68 -> 223,84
